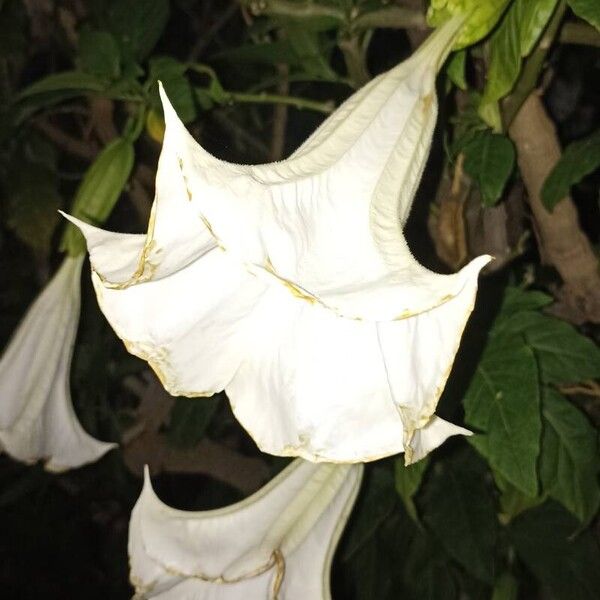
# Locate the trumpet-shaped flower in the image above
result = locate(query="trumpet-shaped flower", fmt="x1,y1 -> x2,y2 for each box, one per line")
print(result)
129,459 -> 363,598
0,256 -> 116,471
67,17 -> 489,465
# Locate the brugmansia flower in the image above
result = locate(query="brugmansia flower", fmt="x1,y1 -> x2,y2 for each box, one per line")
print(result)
129,459 -> 363,598
67,16 -> 489,464
0,256 -> 115,471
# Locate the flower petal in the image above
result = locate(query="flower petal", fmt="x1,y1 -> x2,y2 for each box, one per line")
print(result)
405,416 -> 472,465
225,257 -> 482,463
158,18 -> 473,322
129,460 -> 362,598
0,256 -> 115,470
92,246 -> 266,397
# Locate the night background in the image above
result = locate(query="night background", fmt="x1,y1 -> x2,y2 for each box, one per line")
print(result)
0,1 -> 599,598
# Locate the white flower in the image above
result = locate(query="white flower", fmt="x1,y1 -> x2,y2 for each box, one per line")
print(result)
66,16 -> 489,465
0,256 -> 116,471
129,459 -> 363,599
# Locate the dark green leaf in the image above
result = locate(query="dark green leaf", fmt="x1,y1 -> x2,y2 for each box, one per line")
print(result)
341,466 -> 396,561
18,71 -> 107,99
496,287 -> 552,317
394,456 -> 429,522
401,531 -> 459,600
491,572 -> 519,600
78,30 -> 121,79
107,0 -> 170,60
463,130 -> 515,206
6,172 -> 61,253
4,146 -> 61,253
541,128 -> 600,210
510,501 -> 600,600
421,453 -> 497,583
446,50 -> 467,90
493,470 -> 544,523
166,396 -> 220,449
495,311 -> 600,384
464,333 -> 541,496
283,22 -> 337,80
566,0 -> 600,30
540,388 -> 600,524
148,57 -> 196,123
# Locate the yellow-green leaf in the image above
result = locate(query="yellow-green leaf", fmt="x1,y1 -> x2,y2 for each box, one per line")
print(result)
427,0 -> 511,49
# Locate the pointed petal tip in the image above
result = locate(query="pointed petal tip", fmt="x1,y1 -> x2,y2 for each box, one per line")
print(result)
59,211 -> 91,235
462,254 -> 493,279
404,417 -> 473,465
158,81 -> 177,124
43,440 -> 117,473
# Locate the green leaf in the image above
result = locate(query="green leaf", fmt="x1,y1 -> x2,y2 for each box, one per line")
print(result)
283,22 -> 337,80
78,30 -> 121,79
394,456 -> 429,522
341,466 -> 396,561
463,130 -> 515,206
18,71 -> 107,99
493,470 -> 544,523
5,163 -> 61,253
541,128 -> 600,210
427,0 -> 511,49
148,57 -> 196,123
421,452 -> 497,583
446,50 -> 467,90
566,0 -> 600,31
496,287 -> 552,317
518,0 -> 559,56
464,333 -> 541,496
491,572 -> 519,600
167,396 -> 220,449
482,3 -> 521,105
107,0 -> 169,60
540,388 -> 600,524
63,137 -> 134,255
480,0 -> 558,123
495,311 -> 600,384
510,501 -> 600,600
401,531 -> 459,600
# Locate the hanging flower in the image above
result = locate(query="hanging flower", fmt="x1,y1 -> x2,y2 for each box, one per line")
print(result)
0,256 -> 116,471
129,459 -> 363,598
66,16 -> 489,465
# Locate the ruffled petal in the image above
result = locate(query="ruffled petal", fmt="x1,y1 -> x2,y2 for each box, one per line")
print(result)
148,18 -> 473,322
0,256 -> 115,470
129,460 -> 362,598
74,16 -> 483,466
226,256 -> 481,463
92,246 -> 266,397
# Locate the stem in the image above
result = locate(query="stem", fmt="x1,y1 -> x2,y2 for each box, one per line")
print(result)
225,90 -> 334,113
339,34 -> 370,88
270,61 -> 290,161
351,6 -> 427,31
241,0 -> 344,22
